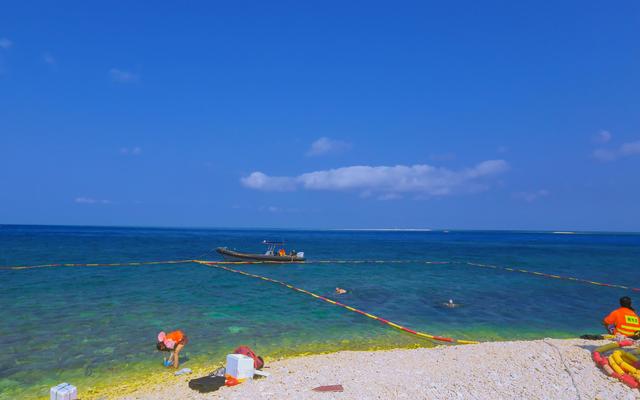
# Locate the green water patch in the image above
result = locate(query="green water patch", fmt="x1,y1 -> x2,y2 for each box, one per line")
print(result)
0,325 -> 579,400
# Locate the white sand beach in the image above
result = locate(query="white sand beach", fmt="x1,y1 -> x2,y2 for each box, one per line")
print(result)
119,339 -> 640,400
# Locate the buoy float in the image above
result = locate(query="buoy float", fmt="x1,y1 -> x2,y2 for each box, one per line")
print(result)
593,340 -> 640,390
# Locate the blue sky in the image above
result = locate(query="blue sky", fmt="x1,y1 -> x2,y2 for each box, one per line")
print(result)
1,1 -> 638,230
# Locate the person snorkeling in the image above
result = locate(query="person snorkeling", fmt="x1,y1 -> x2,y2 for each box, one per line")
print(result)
443,299 -> 460,308
603,296 -> 640,338
157,330 -> 188,369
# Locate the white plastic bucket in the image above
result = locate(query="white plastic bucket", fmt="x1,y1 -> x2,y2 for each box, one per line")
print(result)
50,383 -> 78,400
226,354 -> 255,380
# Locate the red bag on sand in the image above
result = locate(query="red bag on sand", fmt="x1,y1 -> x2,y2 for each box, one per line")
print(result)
233,346 -> 264,370
313,385 -> 344,392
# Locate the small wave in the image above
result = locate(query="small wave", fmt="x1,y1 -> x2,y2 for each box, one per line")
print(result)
335,228 -> 432,232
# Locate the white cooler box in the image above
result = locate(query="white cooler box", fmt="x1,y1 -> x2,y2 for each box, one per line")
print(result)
50,383 -> 78,400
226,354 -> 255,380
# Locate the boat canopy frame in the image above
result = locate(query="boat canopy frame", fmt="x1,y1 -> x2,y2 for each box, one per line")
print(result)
262,240 -> 286,255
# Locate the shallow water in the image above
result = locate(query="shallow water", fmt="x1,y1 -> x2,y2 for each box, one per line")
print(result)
1,226 -> 639,399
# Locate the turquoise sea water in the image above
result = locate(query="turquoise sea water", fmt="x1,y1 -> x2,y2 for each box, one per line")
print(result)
2,225 -> 640,399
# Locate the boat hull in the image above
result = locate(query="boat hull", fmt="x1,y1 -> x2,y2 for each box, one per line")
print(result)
215,247 -> 305,262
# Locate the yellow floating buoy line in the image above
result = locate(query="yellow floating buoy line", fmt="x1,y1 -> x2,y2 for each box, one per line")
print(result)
193,260 -> 478,345
462,261 -> 639,292
3,257 -> 637,346
0,259 -> 193,270
1,258 -> 638,293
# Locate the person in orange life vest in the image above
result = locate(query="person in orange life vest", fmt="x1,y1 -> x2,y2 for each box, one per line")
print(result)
157,330 -> 188,368
603,296 -> 640,338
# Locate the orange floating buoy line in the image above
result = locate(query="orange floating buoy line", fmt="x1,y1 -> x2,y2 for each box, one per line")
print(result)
193,260 -> 478,345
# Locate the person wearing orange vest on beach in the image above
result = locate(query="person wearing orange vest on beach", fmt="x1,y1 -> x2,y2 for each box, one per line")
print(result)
603,297 -> 640,338
157,330 -> 188,369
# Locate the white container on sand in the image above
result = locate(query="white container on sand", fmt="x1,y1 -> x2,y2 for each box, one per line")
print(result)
50,383 -> 78,400
226,354 -> 255,380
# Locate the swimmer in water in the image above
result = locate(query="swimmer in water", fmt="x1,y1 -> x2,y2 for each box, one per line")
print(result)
335,287 -> 347,295
443,299 -> 459,308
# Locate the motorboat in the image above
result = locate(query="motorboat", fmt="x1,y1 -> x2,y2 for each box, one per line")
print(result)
216,240 -> 305,262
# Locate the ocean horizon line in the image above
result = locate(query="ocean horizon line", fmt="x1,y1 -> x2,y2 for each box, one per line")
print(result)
1,223 -> 639,235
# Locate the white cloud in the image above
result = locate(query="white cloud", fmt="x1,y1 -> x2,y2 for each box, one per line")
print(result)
120,147 -> 142,156
306,137 -> 351,156
43,52 -> 56,65
513,189 -> 549,203
592,148 -> 617,162
593,139 -> 640,162
593,130 -> 612,144
258,205 -> 301,213
75,197 -> 111,205
0,38 -> 12,50
241,159 -> 509,198
109,68 -> 139,83
241,172 -> 297,191
620,141 -> 640,156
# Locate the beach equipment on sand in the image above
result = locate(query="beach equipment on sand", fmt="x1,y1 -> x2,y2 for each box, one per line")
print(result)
175,368 -> 192,376
592,339 -> 640,389
580,334 -> 605,340
225,375 -> 242,386
233,345 -> 264,369
226,353 -> 255,380
189,375 -> 226,393
313,384 -> 344,392
50,383 -> 78,400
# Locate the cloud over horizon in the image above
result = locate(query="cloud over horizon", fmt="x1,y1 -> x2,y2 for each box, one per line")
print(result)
306,137 -> 351,156
75,197 -> 111,205
241,159 -> 509,198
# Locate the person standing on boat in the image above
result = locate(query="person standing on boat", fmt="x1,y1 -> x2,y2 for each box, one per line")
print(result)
603,297 -> 640,338
157,330 -> 188,369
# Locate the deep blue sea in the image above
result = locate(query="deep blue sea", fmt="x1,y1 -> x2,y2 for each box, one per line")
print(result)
1,225 -> 639,399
